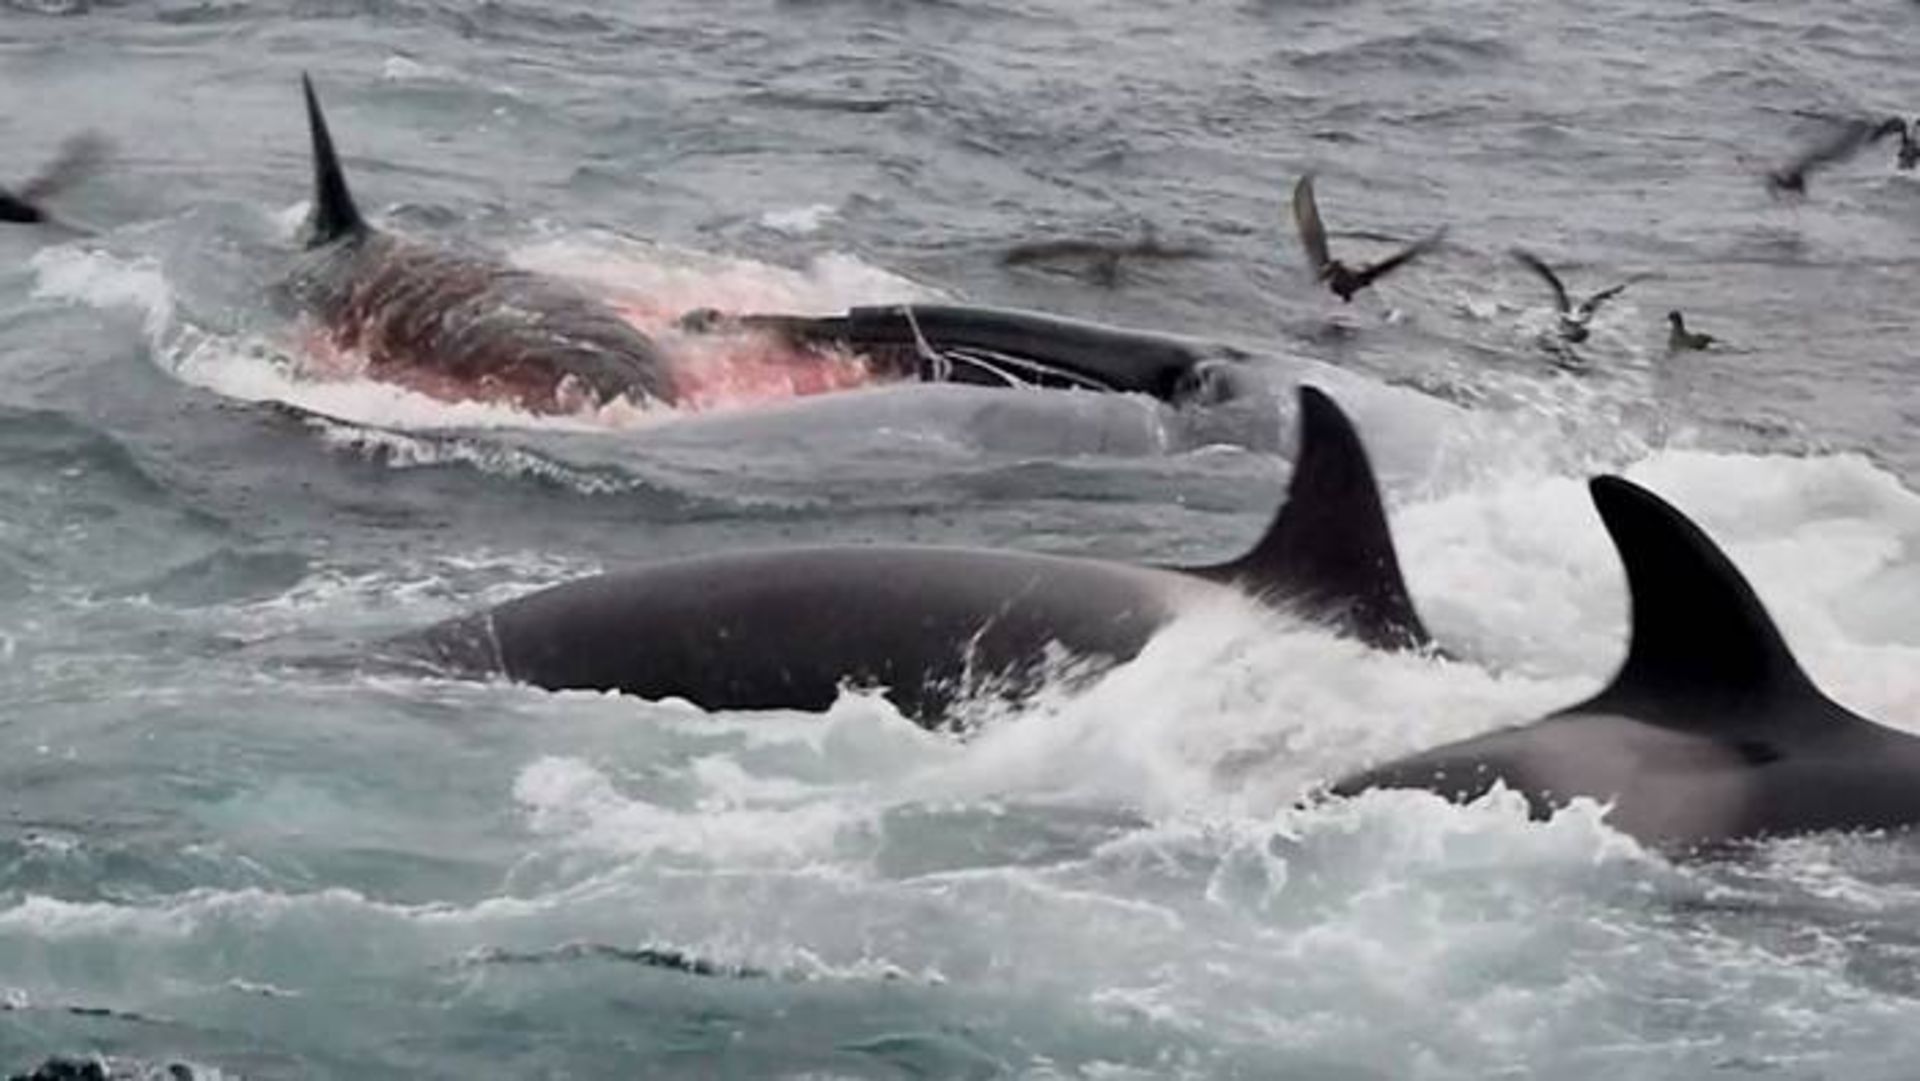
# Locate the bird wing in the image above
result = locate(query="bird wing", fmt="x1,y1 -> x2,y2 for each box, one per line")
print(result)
16,131 -> 112,203
1350,227 -> 1446,291
1776,118 -> 1881,180
1510,249 -> 1571,314
1291,174 -> 1333,273
1576,279 -> 1637,319
1870,116 -> 1908,143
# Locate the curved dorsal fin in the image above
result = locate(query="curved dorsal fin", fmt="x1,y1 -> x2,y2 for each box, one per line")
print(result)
1187,386 -> 1431,652
1578,476 -> 1832,722
300,73 -> 366,248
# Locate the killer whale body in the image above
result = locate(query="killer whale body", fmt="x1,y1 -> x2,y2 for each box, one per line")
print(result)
282,75 -> 674,414
1331,476 -> 1920,847
392,386 -> 1432,724
678,304 -> 1264,406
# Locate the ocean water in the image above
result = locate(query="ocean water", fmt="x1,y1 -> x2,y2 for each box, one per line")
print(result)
1,0 -> 1918,1077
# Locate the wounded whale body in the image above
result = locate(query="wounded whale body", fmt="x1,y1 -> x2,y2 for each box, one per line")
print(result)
283,75 -> 1251,419
392,387 -> 1431,724
678,303 -> 1265,406
1332,476 -> 1920,847
281,76 -> 675,415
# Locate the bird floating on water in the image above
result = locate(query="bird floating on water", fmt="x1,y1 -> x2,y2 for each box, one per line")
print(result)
1291,174 -> 1446,303
1667,310 -> 1715,352
1509,248 -> 1638,344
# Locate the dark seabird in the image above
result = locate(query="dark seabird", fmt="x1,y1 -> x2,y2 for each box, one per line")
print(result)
0,132 -> 111,226
1509,249 -> 1637,344
1291,174 -> 1446,303
1667,310 -> 1715,351
1764,116 -> 1905,196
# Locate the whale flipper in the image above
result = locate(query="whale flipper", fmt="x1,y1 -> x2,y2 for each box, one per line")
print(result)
1573,476 -> 1836,722
301,73 -> 366,248
1185,386 -> 1430,651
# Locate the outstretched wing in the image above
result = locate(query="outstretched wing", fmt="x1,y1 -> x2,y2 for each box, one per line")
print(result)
1510,249 -> 1571,314
1350,227 -> 1446,291
1291,174 -> 1333,273
1772,118 -> 1884,185
1576,279 -> 1638,319
16,131 -> 112,203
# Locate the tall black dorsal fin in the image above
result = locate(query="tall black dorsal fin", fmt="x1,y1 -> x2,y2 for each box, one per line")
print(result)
1578,476 -> 1833,722
1186,386 -> 1431,652
300,73 -> 366,248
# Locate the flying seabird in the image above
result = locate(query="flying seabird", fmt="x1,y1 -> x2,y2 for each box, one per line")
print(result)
1291,174 -> 1446,303
1509,249 -> 1638,344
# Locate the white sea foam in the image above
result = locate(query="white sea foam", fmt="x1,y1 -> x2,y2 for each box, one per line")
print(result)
757,203 -> 840,236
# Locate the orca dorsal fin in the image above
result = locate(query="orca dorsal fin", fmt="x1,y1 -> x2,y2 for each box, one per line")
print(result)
300,73 -> 366,248
1580,476 -> 1832,723
1186,386 -> 1431,652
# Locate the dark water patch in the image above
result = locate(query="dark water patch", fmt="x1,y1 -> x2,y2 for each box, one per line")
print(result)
146,1 -> 257,25
774,0 -> 1058,25
837,1030 -> 1007,1079
261,0 -> 623,42
740,89 -> 910,116
0,0 -> 97,13
96,549 -> 309,609
439,0 -> 618,39
460,942 -> 770,980
0,832 -> 283,906
1288,30 -> 1516,78
0,408 -> 233,592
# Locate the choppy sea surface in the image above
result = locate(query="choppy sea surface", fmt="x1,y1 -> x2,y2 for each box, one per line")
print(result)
1,1 -> 1917,1077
